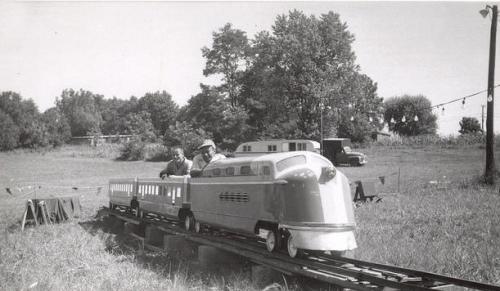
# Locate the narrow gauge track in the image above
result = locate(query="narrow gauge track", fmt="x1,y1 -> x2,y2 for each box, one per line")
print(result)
104,208 -> 500,291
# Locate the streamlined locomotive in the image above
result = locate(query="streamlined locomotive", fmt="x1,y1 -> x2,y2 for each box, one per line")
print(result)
108,151 -> 357,257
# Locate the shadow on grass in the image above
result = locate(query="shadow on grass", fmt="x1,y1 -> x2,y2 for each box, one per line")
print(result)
78,214 -> 262,290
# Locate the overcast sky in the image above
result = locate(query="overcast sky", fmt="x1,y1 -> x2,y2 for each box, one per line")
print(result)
0,1 -> 498,135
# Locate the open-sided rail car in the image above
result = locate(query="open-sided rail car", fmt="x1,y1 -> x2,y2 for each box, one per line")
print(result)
109,178 -> 137,210
109,176 -> 191,220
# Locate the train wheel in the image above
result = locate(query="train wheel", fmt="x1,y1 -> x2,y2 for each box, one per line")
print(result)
287,234 -> 299,258
184,214 -> 194,231
265,230 -> 278,252
194,221 -> 201,233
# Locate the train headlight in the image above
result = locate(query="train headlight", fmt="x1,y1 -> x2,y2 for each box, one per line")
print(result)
319,166 -> 336,183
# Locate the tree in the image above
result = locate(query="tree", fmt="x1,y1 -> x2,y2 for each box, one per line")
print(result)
0,109 -> 20,150
41,108 -> 72,147
238,11 -> 383,141
384,95 -> 437,136
163,121 -> 209,158
0,91 -> 45,148
122,112 -> 156,142
56,89 -> 103,136
137,91 -> 179,136
99,97 -> 138,135
333,73 -> 384,142
178,85 -> 254,150
202,23 -> 250,107
459,117 -> 482,135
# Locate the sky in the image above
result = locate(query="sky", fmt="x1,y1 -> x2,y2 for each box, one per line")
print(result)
0,1 -> 498,136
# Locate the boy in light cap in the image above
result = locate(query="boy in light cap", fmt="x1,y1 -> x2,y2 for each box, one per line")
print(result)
190,139 -> 225,177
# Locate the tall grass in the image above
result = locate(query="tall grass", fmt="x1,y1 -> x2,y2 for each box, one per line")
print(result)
369,133 -> 492,149
1,144 -> 500,288
341,145 -> 500,285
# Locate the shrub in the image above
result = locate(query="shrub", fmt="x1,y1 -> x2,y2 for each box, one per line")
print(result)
144,143 -> 171,162
118,140 -> 146,161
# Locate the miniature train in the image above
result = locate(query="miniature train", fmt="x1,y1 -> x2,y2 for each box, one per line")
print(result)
108,151 -> 357,257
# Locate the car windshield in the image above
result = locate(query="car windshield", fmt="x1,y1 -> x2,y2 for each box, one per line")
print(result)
343,146 -> 352,153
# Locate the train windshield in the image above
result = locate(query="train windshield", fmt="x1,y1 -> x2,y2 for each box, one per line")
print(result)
309,155 -> 331,168
276,155 -> 306,171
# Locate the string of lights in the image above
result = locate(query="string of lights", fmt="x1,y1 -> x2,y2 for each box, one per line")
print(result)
385,84 -> 500,124
432,84 -> 500,114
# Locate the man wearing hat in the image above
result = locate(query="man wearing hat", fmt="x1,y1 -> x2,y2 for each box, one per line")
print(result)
190,139 -> 226,177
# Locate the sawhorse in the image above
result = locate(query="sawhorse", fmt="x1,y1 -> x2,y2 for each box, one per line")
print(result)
21,199 -> 53,231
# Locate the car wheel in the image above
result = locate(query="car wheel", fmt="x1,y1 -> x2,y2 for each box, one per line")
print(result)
265,229 -> 279,252
287,234 -> 299,258
184,214 -> 194,231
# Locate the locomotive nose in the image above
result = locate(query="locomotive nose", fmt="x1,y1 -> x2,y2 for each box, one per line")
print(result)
280,168 -> 324,222
319,166 -> 336,184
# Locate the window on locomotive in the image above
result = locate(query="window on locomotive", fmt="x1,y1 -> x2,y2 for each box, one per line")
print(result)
226,167 -> 235,176
240,165 -> 254,175
212,168 -> 221,176
310,155 -> 332,168
260,165 -> 271,176
267,145 -> 277,152
276,155 -> 306,171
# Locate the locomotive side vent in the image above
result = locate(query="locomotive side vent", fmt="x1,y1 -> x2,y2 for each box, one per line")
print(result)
219,191 -> 249,203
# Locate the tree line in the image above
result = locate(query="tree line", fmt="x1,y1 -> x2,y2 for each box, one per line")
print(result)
3,10 -> 471,153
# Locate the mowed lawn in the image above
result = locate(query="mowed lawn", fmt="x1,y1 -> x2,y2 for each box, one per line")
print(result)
0,144 -> 500,290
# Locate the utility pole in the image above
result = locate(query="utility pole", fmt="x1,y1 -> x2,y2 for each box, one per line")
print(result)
481,105 -> 485,131
320,102 -> 324,155
481,5 -> 498,184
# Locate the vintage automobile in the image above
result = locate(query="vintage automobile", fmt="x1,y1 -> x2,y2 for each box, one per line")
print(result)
322,138 -> 367,166
108,151 -> 357,258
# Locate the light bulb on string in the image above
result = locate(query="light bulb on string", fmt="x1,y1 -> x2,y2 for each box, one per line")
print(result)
369,116 -> 373,122
379,117 -> 385,124
414,115 -> 419,122
462,98 -> 466,109
350,116 -> 354,121
441,107 -> 445,116
488,95 -> 493,102
390,117 -> 395,124
402,115 -> 406,122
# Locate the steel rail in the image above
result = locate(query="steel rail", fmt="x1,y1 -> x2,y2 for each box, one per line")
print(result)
108,210 -> 374,290
105,209 -> 500,291
174,230 -> 435,291
318,255 -> 500,291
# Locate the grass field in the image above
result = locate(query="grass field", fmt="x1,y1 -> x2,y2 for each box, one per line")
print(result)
1,144 -> 500,290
